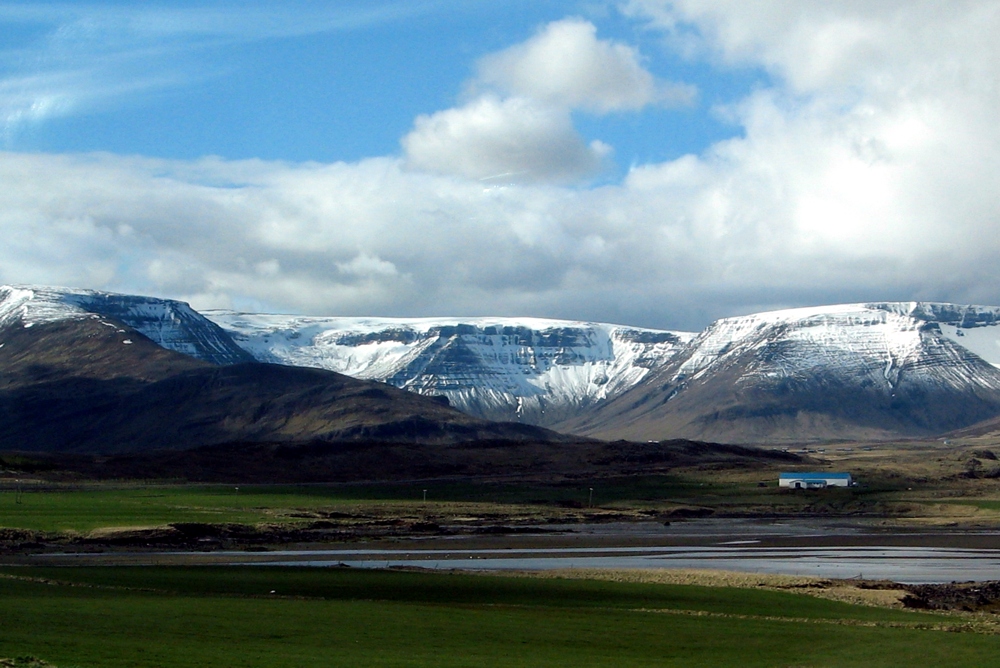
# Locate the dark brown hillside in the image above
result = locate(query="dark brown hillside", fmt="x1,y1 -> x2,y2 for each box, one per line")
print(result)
0,317 -> 565,454
942,413 -> 1000,441
7,437 -> 800,483
53,362 -> 563,452
0,316 -> 208,387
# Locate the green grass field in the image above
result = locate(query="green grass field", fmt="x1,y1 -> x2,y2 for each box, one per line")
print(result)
2,475 -> 1000,666
0,475 -> 905,534
0,478 -> 722,533
1,567 -> 997,668
0,486 -> 334,532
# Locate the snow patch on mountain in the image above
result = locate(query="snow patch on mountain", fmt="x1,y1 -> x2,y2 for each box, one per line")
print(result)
670,302 -> 1000,394
938,324 -> 1000,367
867,302 -> 1000,367
204,312 -> 694,424
0,285 -> 252,365
0,286 -> 89,327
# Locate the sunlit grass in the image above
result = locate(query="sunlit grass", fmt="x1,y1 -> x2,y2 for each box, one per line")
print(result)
0,485 -> 348,532
0,567 -> 994,668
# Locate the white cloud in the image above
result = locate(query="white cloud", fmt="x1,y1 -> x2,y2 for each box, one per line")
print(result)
337,253 -> 398,278
3,4 -> 1000,330
624,1 -> 1000,96
617,2 -> 1000,289
0,66 -> 195,142
401,95 -> 610,183
475,17 -> 694,113
254,259 -> 281,277
399,17 -> 692,184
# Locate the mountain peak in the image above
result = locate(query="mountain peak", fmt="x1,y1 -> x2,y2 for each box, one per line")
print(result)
0,285 -> 253,365
557,301 -> 1000,443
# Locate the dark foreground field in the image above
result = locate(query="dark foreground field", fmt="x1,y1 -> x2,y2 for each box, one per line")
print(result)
1,566 -> 997,668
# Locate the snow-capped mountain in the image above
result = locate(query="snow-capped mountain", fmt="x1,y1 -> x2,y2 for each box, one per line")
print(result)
869,302 -> 1000,366
8,285 -> 1000,444
665,302 -> 1000,388
559,302 -> 1000,443
0,286 -> 566,454
0,285 -> 252,365
203,312 -> 694,425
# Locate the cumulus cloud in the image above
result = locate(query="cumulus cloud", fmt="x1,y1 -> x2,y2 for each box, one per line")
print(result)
401,95 -> 610,183
399,17 -> 687,184
622,1 -> 1000,248
623,1 -> 1000,96
475,17 -> 695,112
3,4 -> 1000,330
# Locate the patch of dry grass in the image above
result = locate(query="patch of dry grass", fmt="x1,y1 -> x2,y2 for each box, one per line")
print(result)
0,658 -> 57,667
515,567 -> 912,609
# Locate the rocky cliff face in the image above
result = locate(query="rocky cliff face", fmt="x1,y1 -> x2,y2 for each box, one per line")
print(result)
204,313 -> 694,425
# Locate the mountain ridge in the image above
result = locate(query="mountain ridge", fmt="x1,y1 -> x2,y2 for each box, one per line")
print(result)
7,285 -> 1000,445
204,311 -> 695,425
556,302 -> 1000,443
0,285 -> 253,365
0,290 -> 567,453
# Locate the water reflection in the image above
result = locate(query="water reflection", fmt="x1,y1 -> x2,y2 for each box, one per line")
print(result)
251,545 -> 1000,584
31,518 -> 1000,584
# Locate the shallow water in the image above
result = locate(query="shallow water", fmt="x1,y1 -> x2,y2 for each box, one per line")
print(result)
32,518 -> 1000,583
253,545 -> 1000,584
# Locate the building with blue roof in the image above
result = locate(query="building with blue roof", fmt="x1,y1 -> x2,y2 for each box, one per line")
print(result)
779,472 -> 852,489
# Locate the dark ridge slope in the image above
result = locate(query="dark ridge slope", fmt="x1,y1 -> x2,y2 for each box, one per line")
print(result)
0,317 -> 565,454
10,438 -> 800,483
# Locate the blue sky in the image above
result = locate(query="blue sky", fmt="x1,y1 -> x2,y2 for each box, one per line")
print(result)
1,1 -> 999,330
2,1 -> 758,172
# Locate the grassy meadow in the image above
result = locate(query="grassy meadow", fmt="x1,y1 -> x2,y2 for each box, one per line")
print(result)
1,566 -> 998,668
0,484 -> 378,533
0,477 -> 732,534
3,463 -> 1000,537
5,444 -> 1000,666
0,478 -> 930,538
